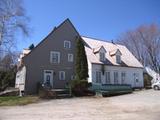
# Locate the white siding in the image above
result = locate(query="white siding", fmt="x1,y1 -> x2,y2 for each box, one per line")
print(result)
89,64 -> 144,88
87,60 -> 92,82
15,66 -> 26,91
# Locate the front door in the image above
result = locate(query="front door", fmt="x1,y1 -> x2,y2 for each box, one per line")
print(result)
133,73 -> 139,87
44,70 -> 53,87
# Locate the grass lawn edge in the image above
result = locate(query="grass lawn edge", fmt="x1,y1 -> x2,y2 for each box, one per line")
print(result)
0,96 -> 40,106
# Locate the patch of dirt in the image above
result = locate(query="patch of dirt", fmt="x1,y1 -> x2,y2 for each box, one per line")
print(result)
0,90 -> 160,120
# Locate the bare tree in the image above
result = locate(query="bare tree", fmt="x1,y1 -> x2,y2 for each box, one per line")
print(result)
0,51 -> 19,70
0,53 -> 13,70
118,24 -> 160,73
0,0 -> 29,54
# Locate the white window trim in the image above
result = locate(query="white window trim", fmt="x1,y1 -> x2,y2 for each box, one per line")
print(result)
99,52 -> 105,61
105,71 -> 110,84
64,40 -> 71,49
116,55 -> 121,64
50,51 -> 60,64
59,71 -> 65,80
121,72 -> 126,84
114,71 -> 119,84
96,71 -> 101,83
43,70 -> 53,86
68,53 -> 73,62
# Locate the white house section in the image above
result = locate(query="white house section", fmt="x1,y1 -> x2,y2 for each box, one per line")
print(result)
89,64 -> 143,88
15,66 -> 26,91
87,60 -> 92,83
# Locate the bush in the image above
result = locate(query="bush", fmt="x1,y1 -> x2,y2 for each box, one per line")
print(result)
38,89 -> 57,99
37,82 -> 56,99
143,73 -> 152,88
0,70 -> 16,92
70,79 -> 95,96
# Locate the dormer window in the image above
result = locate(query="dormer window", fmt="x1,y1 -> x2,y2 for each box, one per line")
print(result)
110,49 -> 122,64
93,46 -> 106,62
100,52 -> 105,61
116,55 -> 121,64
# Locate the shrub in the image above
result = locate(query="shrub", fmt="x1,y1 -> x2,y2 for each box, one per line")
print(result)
0,70 -> 16,92
70,79 -> 95,96
143,73 -> 152,88
37,82 -> 56,99
38,89 -> 57,99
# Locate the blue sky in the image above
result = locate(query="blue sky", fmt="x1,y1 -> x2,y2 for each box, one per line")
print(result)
18,0 -> 160,51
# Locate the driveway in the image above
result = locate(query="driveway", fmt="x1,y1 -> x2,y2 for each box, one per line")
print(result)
0,89 -> 160,120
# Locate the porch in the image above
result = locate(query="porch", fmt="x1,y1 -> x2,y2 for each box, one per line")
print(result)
39,88 -> 72,98
89,84 -> 133,97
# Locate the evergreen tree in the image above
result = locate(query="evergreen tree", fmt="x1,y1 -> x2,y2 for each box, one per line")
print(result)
75,37 -> 88,80
29,44 -> 35,50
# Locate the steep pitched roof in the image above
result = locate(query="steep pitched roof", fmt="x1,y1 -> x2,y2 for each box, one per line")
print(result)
23,18 -> 79,60
82,36 -> 143,68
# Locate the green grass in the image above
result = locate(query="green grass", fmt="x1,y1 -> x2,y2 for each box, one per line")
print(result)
0,96 -> 39,106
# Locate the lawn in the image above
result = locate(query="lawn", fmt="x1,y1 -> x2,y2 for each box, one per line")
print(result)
0,96 -> 39,106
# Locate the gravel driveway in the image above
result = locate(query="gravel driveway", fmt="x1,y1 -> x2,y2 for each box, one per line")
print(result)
0,89 -> 160,120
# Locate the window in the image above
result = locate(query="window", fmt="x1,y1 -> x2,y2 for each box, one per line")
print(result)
96,71 -> 101,83
68,54 -> 73,62
100,52 -> 105,61
105,71 -> 110,84
64,41 -> 71,49
50,51 -> 60,63
116,55 -> 121,64
114,71 -> 118,84
121,72 -> 126,84
59,71 -> 65,80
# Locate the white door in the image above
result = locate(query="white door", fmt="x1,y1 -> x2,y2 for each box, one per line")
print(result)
44,70 -> 53,87
133,73 -> 139,87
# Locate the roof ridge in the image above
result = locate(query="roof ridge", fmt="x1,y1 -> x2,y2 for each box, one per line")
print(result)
81,35 -> 125,47
81,35 -> 112,43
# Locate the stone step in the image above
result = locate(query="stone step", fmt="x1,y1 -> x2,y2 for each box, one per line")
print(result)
50,89 -> 70,94
47,89 -> 71,98
56,94 -> 71,98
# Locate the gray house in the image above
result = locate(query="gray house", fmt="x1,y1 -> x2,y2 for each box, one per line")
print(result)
15,19 -> 144,95
16,19 -> 80,94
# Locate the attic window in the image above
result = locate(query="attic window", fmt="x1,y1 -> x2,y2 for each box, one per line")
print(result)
100,52 -> 105,61
116,55 -> 121,64
64,41 -> 71,49
110,49 -> 122,64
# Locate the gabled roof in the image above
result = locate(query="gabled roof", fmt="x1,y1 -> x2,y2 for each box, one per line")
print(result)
82,36 -> 143,68
23,18 -> 79,60
93,45 -> 106,53
109,49 -> 122,56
